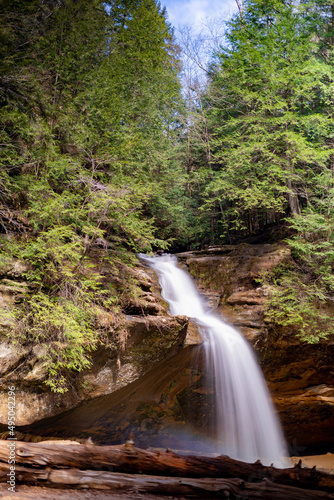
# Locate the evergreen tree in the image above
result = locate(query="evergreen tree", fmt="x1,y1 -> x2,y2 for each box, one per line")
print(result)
0,0 -> 188,391
262,1 -> 334,343
204,0 -> 333,239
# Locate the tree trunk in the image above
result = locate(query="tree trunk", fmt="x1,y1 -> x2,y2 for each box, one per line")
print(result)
287,178 -> 301,215
0,463 -> 333,499
0,440 -> 333,493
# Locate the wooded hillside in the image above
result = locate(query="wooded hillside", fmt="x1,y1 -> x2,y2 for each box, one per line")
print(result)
1,0 -> 334,390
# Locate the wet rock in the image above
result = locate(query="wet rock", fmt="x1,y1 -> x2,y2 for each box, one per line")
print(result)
200,291 -> 221,309
178,243 -> 334,450
184,320 -> 203,345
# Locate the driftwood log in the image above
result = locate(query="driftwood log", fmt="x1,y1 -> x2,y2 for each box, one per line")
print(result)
0,440 -> 333,498
0,463 -> 334,499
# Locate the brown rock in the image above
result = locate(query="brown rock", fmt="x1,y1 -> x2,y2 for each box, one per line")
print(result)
226,287 -> 269,305
1,243 -> 333,454
0,256 -> 30,278
178,244 -> 334,450
184,320 -> 203,345
178,243 -> 291,297
0,343 -> 28,376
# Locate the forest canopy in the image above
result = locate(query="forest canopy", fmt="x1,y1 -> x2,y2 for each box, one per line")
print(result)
0,0 -> 333,390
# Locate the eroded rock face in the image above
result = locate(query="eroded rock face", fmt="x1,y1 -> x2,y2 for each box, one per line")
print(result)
177,243 -> 290,343
259,335 -> 334,450
0,258 -> 191,426
76,315 -> 188,401
17,345 -> 211,451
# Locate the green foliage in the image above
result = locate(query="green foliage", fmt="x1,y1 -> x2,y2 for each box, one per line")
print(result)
1,0 -> 334,370
185,0 -> 334,341
201,0 -> 333,240
261,264 -> 333,343
0,0 -> 188,391
16,292 -> 98,393
261,169 -> 334,343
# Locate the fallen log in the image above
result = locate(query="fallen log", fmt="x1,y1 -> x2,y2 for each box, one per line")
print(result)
0,463 -> 333,499
0,439 -> 333,493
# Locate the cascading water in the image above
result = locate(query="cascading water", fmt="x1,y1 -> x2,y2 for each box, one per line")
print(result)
140,253 -> 288,467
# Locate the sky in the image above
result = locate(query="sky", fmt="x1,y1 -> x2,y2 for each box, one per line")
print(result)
162,0 -> 238,31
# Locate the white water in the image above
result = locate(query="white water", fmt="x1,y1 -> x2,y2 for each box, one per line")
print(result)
140,253 -> 288,466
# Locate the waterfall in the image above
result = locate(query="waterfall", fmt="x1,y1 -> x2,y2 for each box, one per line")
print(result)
140,253 -> 288,466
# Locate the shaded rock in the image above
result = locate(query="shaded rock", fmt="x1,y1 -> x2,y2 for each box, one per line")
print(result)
177,244 -> 290,346
306,384 -> 334,397
14,346 -> 209,450
0,342 -> 28,376
0,254 -> 192,425
77,315 -> 189,401
0,256 -> 29,278
0,312 -> 188,425
1,244 -> 334,454
273,384 -> 334,449
259,334 -> 334,449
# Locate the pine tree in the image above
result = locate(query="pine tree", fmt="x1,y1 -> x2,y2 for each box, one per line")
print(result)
0,0 -> 189,390
204,0 -> 333,238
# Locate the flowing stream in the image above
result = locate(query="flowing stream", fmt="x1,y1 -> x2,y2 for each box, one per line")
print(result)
140,253 -> 288,466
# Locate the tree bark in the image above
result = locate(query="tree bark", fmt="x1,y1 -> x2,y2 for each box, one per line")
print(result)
287,178 -> 301,215
0,440 -> 333,493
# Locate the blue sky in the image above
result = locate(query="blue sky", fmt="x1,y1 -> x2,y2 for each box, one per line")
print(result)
162,0 -> 238,31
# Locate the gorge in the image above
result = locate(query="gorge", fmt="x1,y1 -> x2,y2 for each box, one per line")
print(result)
0,243 -> 333,456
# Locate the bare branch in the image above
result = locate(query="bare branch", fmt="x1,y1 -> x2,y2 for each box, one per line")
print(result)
235,0 -> 244,18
